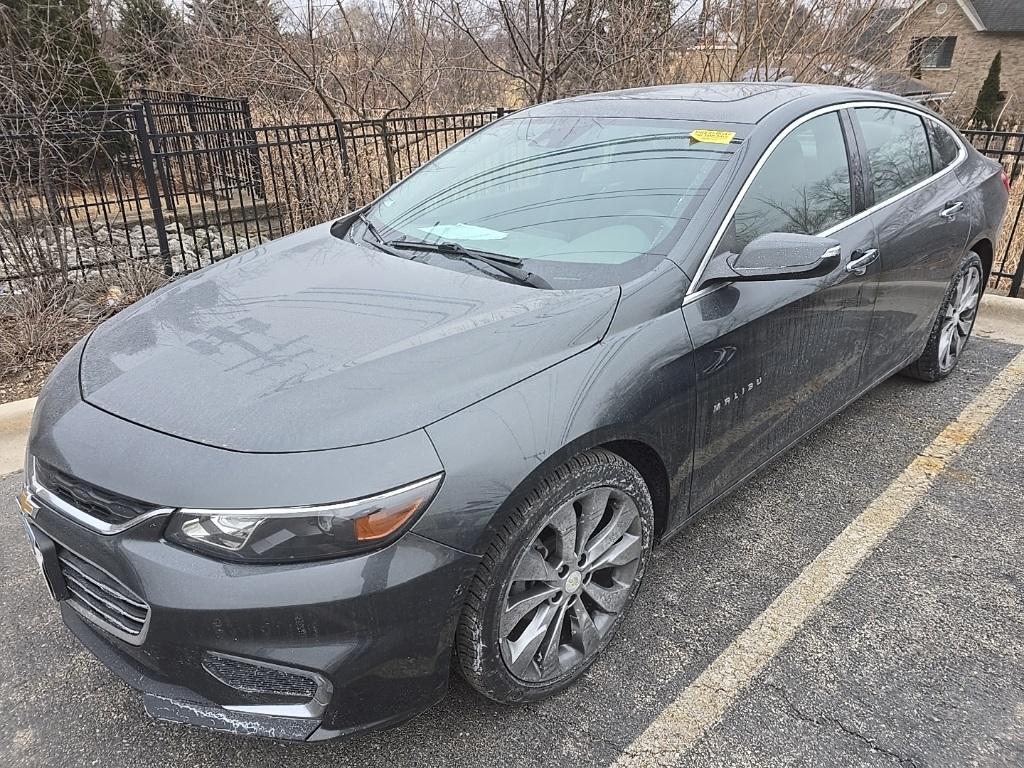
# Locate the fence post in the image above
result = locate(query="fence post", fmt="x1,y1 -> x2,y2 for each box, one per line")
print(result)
1010,254 -> 1024,298
497,106 -> 506,119
241,99 -> 265,199
132,104 -> 174,276
378,120 -> 397,186
141,99 -> 175,206
333,119 -> 354,209
34,131 -> 69,281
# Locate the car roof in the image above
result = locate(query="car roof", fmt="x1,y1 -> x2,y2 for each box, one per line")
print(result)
515,82 -> 909,125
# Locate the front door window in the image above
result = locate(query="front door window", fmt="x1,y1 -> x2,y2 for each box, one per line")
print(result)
720,112 -> 853,256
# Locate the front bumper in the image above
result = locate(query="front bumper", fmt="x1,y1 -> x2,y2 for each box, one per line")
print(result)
23,499 -> 479,741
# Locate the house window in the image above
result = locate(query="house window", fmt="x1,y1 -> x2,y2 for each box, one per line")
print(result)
909,36 -> 957,72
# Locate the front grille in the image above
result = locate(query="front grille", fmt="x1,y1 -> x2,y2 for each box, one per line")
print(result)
202,653 -> 319,699
36,462 -> 159,525
57,547 -> 150,641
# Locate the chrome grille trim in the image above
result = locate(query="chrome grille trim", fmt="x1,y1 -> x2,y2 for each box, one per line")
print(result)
35,461 -> 158,523
56,547 -> 151,644
62,569 -> 148,624
26,459 -> 173,535
65,586 -> 141,635
59,558 -> 148,612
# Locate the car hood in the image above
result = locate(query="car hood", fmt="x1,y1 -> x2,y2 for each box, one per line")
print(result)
80,224 -> 619,452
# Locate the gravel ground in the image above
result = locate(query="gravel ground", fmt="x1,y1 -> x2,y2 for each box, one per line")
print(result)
1,338 -> 1022,768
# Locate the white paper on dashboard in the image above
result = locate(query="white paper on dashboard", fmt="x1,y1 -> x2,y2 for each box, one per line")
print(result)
418,224 -> 508,240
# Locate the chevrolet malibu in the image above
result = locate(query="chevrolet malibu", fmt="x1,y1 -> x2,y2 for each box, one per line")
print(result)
17,83 -> 1009,740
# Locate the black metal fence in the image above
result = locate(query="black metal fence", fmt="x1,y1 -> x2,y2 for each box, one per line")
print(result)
0,94 -> 506,286
962,128 -> 1024,297
1,96 -> 1022,297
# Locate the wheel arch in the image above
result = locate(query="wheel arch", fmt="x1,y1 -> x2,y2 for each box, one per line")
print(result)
970,237 -> 994,288
598,439 -> 672,539
481,429 -> 676,551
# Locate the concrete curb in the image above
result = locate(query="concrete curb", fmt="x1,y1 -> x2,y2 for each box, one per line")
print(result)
980,293 -> 1024,320
0,397 -> 35,430
976,293 -> 1024,345
0,397 -> 34,477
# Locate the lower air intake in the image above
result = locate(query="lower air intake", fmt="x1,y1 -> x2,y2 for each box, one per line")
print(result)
202,652 -> 320,700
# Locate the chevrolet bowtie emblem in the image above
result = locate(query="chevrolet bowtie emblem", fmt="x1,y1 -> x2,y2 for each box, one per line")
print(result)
17,489 -> 38,519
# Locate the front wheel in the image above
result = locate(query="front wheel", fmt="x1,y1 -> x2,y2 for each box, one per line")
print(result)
903,252 -> 984,382
455,448 -> 653,703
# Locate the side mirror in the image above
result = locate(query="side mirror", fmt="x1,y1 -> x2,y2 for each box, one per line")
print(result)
701,232 -> 842,286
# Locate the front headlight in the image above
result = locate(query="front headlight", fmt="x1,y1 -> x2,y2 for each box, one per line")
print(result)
164,474 -> 443,562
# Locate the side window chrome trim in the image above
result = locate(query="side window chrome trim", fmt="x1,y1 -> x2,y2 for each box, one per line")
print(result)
685,100 -> 968,300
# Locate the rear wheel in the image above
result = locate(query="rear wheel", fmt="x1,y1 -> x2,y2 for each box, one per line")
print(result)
903,252 -> 983,382
456,448 -> 653,703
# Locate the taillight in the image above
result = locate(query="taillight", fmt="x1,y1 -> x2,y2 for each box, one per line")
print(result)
1002,170 -> 1011,193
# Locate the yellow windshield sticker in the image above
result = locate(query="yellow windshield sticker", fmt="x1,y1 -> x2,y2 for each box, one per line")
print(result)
690,129 -> 736,145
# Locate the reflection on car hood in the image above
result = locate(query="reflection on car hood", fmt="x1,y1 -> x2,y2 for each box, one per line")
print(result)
80,224 -> 619,452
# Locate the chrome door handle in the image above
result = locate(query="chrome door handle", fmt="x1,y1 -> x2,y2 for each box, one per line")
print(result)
845,248 -> 879,275
940,201 -> 965,219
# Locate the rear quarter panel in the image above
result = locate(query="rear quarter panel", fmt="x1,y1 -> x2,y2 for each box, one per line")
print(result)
957,149 -> 1011,269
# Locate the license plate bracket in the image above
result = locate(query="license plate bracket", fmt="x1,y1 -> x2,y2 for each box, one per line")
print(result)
21,518 -> 69,602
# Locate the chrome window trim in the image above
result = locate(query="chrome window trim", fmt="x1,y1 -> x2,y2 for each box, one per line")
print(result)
25,458 -> 174,535
684,100 -> 968,304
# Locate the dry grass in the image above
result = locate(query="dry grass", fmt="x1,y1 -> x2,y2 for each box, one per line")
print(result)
0,285 -> 92,379
0,256 -> 168,401
995,174 -> 1024,289
76,252 -> 170,308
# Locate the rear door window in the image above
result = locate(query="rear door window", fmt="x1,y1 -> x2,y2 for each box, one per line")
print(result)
855,107 -> 933,203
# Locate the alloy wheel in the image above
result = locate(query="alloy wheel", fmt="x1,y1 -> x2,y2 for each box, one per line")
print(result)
498,486 -> 643,683
939,264 -> 982,372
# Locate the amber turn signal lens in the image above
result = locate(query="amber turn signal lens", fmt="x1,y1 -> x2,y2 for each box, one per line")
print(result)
354,500 -> 424,541
168,473 -> 443,562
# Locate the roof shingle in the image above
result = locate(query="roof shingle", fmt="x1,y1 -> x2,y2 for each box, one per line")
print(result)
970,0 -> 1024,33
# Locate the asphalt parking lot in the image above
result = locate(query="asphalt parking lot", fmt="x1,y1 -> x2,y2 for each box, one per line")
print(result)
2,336 -> 1023,767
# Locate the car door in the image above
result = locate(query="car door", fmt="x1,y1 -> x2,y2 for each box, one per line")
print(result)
852,107 -> 974,384
683,109 -> 880,511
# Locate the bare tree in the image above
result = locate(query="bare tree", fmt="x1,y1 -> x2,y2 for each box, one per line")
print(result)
685,0 -> 893,86
113,0 -> 899,119
430,0 -> 607,104
116,0 -> 183,86
263,0 -> 465,120
1,0 -> 128,285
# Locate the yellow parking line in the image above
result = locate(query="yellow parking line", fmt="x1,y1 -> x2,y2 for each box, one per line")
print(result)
614,349 -> 1024,767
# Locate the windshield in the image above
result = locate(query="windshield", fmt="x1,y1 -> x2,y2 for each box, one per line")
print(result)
363,116 -> 737,289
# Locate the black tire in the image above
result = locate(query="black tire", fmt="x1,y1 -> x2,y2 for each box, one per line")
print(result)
456,448 -> 654,703
902,251 -> 984,382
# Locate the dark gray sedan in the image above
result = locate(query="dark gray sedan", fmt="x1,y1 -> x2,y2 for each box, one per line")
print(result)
17,83 -> 1009,740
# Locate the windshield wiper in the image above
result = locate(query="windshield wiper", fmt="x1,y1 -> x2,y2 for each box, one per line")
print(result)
385,238 -> 551,289
356,213 -> 410,260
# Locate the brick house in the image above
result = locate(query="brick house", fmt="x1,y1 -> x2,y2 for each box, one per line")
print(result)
886,0 -> 1024,121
